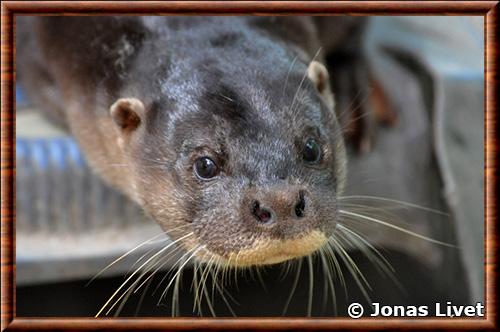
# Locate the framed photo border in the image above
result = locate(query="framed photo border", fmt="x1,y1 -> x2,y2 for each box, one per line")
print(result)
1,1 -> 497,330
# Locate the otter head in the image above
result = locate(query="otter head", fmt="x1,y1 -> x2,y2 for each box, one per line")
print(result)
110,55 -> 346,267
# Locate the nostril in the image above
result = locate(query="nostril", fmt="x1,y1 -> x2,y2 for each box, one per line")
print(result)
252,200 -> 272,223
294,191 -> 306,218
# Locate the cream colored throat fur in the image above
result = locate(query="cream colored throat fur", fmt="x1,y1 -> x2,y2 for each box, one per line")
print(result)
192,230 -> 328,267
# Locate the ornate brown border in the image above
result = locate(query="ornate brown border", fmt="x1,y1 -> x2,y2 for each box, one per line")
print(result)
1,1 -> 497,330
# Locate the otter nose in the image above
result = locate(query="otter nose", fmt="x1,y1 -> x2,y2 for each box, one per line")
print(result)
294,190 -> 306,218
251,200 -> 273,223
251,190 -> 307,224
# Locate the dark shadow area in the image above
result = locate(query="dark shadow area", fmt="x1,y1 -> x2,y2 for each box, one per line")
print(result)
17,249 -> 469,317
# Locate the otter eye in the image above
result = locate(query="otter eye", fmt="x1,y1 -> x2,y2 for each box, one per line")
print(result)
194,157 -> 219,179
302,138 -> 321,164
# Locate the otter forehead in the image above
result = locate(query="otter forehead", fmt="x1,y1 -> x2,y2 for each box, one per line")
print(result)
167,80 -> 328,172
127,17 -> 311,112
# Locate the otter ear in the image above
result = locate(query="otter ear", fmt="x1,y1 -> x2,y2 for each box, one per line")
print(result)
110,98 -> 145,133
307,61 -> 335,109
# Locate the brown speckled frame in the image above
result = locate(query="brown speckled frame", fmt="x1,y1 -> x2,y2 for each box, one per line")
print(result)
1,1 -> 497,330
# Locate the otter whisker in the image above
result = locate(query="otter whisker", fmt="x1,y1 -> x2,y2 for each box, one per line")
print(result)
88,232 -> 166,286
88,224 -> 191,285
319,246 -> 337,315
333,235 -> 372,291
209,266 -> 237,317
220,262 -> 228,290
279,259 -> 292,281
107,255 -> 164,316
290,47 -> 322,115
194,255 -> 217,317
154,245 -> 202,316
289,68 -> 310,116
141,155 -> 171,166
336,231 -> 383,278
282,54 -> 299,102
282,258 -> 302,316
202,254 -> 223,314
134,274 -> 154,316
206,256 -> 228,315
133,244 -> 185,294
337,224 -> 406,295
255,266 -> 268,293
198,257 -> 216,312
218,93 -> 235,103
233,252 -> 242,290
336,224 -> 394,274
153,245 -> 198,297
212,256 -> 224,289
211,257 -> 227,308
221,253 -> 238,290
192,261 -> 202,315
204,255 -> 215,300
193,259 -> 218,317
339,195 -> 449,216
118,250 -> 170,317
214,256 -> 242,310
339,209 -> 455,247
190,260 -> 202,315
336,88 -> 365,124
114,279 -> 136,317
328,237 -> 372,304
337,202 -> 407,224
215,274 -> 237,317
96,232 -> 194,317
323,240 -> 347,299
108,163 -> 166,170
159,245 -> 205,306
126,245 -> 164,278
108,248 -> 184,316
202,273 -> 217,317
319,247 -> 329,312
233,260 -> 241,288
332,86 -> 375,141
218,274 -> 240,306
209,263 -> 220,314
306,255 -> 314,317
113,271 -> 144,317
152,258 -> 185,297
171,261 -> 184,316
208,258 -> 234,316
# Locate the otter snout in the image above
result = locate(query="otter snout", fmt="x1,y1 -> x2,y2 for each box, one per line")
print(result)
248,187 -> 309,225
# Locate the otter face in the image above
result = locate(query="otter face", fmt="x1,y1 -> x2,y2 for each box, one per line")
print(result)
111,58 -> 346,267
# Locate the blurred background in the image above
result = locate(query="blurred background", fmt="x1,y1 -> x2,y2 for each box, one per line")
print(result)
16,16 -> 483,317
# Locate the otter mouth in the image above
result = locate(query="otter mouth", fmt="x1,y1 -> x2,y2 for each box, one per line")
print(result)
194,230 -> 328,267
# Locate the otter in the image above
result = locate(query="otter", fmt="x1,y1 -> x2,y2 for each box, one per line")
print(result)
16,17 -> 475,319
17,16 -> 379,268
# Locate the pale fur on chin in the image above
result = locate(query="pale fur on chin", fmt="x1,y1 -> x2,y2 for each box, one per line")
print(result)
186,230 -> 328,267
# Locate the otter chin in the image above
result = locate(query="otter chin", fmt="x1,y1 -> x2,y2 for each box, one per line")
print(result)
193,230 -> 330,267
